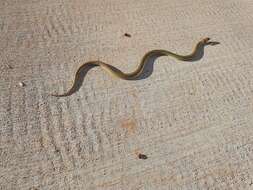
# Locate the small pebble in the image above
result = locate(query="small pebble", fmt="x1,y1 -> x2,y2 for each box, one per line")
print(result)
138,153 -> 148,160
19,82 -> 25,87
124,33 -> 131,37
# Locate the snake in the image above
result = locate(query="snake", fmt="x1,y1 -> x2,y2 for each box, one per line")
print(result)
52,37 -> 217,97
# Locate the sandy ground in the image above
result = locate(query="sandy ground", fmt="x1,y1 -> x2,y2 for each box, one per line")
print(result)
1,0 -> 253,189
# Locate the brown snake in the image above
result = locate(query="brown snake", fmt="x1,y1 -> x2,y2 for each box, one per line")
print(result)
52,37 -> 217,97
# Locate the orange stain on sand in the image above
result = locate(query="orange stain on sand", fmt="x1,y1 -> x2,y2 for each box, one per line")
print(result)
120,119 -> 137,135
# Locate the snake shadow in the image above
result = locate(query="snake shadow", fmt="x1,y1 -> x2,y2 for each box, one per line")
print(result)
58,40 -> 219,96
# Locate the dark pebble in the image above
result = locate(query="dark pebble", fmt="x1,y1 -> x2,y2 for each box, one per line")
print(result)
138,153 -> 148,160
124,33 -> 131,37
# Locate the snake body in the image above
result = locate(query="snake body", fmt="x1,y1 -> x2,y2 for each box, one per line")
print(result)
52,37 -> 214,97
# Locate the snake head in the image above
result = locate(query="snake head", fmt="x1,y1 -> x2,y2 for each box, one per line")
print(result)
201,37 -> 220,46
201,37 -> 211,44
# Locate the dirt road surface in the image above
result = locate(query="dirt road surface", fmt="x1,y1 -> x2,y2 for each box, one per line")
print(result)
1,0 -> 253,189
